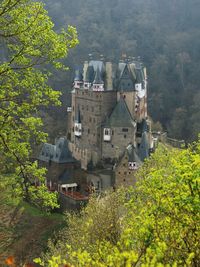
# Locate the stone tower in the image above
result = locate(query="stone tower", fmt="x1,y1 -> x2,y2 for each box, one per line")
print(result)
67,57 -> 151,170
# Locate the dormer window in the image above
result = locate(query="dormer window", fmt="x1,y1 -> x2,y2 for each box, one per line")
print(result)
104,128 -> 111,141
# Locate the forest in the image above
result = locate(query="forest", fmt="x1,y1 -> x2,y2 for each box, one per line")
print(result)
43,0 -> 200,142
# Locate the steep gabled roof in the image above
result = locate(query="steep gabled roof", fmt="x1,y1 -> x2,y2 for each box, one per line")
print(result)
126,144 -> 142,164
104,97 -> 135,127
38,137 -> 76,164
74,69 -> 83,81
135,67 -> 144,83
85,65 -> 95,82
89,60 -> 105,73
93,67 -> 103,84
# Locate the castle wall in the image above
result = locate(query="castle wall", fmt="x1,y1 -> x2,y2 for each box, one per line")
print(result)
70,90 -> 117,167
137,96 -> 147,121
115,154 -> 137,187
102,126 -> 136,159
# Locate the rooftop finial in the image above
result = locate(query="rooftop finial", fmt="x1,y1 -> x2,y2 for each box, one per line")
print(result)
88,53 -> 93,60
121,53 -> 127,61
100,54 -> 104,61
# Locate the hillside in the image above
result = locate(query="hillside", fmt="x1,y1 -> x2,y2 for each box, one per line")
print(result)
0,192 -> 65,266
42,0 -> 200,142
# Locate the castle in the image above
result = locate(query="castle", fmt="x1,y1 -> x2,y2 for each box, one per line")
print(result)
38,56 -> 155,201
67,56 -> 153,169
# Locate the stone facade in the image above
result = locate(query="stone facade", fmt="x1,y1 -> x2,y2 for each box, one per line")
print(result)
68,57 -> 151,174
115,155 -> 137,187
102,126 -> 136,160
38,57 -> 154,197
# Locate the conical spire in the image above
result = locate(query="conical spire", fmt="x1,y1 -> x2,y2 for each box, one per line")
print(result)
93,67 -> 103,84
85,65 -> 94,82
74,69 -> 83,81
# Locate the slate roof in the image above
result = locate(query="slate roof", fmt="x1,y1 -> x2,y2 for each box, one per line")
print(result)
138,132 -> 149,161
118,62 -> 126,78
38,137 -> 76,164
74,69 -> 83,81
104,97 -> 135,127
89,60 -> 105,73
93,67 -> 103,84
85,65 -> 95,82
137,119 -> 148,134
135,67 -> 144,83
126,144 -> 142,164
116,62 -> 143,91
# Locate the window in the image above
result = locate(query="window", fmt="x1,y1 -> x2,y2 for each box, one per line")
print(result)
112,130 -> 114,135
124,134 -> 127,138
122,128 -> 128,132
92,107 -> 94,112
89,117 -> 92,122
88,129 -> 90,134
105,129 -> 109,135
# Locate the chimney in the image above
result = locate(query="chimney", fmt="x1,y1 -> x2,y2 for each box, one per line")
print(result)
105,62 -> 113,90
83,61 -> 89,81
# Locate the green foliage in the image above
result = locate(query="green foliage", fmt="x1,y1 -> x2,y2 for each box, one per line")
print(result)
42,141 -> 200,266
0,0 -> 78,209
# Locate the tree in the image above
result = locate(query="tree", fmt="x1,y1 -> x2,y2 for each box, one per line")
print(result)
0,0 -> 78,210
40,141 -> 200,266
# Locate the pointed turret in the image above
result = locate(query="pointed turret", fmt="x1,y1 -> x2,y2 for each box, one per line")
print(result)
93,67 -> 104,91
126,144 -> 142,170
74,69 -> 83,89
84,65 -> 94,89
